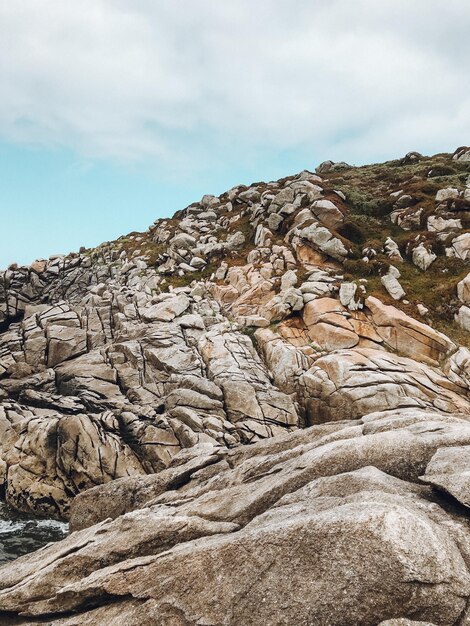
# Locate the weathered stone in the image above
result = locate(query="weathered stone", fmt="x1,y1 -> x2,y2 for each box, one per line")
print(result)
142,294 -> 190,322
457,272 -> 470,304
3,148 -> 470,625
46,325 -> 87,367
299,348 -> 470,423
3,413 -> 470,624
296,222 -> 348,261
384,237 -> 403,262
310,199 -> 344,229
381,273 -> 405,300
339,282 -> 360,309
456,305 -> 470,332
427,215 -> 461,232
446,233 -> 470,260
366,296 -> 455,364
412,243 -> 437,271
421,445 -> 470,507
436,187 -> 460,203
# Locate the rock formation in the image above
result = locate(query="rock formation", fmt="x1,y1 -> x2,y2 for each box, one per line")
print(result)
0,147 -> 470,624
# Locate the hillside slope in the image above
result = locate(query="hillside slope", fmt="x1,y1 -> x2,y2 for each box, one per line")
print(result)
1,147 -> 470,624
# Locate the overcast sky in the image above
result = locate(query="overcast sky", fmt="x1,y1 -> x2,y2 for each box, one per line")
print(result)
1,0 -> 469,267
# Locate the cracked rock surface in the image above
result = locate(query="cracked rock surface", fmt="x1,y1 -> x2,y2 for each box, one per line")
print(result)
4,410 -> 470,624
1,148 -> 470,624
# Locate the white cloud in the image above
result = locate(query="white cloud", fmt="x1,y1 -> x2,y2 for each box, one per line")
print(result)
0,0 -> 469,170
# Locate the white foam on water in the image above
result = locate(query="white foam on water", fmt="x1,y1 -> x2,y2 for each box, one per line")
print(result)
0,501 -> 68,564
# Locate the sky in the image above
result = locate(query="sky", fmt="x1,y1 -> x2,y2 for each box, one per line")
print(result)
0,0 -> 469,268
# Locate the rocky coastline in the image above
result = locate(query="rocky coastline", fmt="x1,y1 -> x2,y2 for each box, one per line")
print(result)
1,147 -> 470,624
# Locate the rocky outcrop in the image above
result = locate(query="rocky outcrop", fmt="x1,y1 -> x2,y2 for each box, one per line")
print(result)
0,166 -> 353,517
3,409 -> 470,624
0,289 -> 302,516
0,147 -> 470,624
1,151 -> 470,519
453,146 -> 470,162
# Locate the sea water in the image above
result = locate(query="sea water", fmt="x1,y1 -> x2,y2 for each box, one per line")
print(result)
0,501 -> 68,565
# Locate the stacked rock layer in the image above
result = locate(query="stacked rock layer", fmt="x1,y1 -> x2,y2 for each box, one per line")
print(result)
1,148 -> 470,624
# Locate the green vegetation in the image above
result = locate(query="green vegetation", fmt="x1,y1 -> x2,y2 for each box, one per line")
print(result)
344,253 -> 470,347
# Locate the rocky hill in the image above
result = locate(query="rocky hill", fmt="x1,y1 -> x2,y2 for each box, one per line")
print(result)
1,146 -> 470,624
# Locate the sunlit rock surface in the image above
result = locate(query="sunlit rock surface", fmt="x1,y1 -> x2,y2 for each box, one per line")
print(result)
1,148 -> 470,624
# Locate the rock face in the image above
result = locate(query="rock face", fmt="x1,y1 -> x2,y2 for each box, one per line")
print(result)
3,410 -> 470,625
0,147 -> 470,624
0,292 -> 301,517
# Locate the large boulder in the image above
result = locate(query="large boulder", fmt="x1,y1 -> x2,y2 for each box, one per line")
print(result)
365,297 -> 455,365
412,243 -> 436,271
421,445 -> 470,507
298,348 -> 470,423
3,411 -> 470,624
